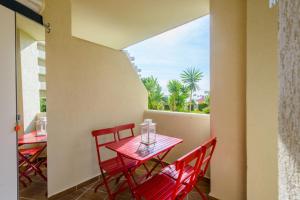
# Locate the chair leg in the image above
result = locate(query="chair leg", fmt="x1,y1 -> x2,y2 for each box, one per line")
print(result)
194,185 -> 208,200
94,181 -> 104,193
19,179 -> 27,188
102,175 -> 114,200
114,174 -> 123,184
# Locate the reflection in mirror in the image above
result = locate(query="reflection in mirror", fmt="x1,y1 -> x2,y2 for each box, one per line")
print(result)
16,13 -> 48,199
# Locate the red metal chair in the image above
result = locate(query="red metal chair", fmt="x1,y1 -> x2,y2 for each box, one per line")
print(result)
134,145 -> 206,200
162,137 -> 217,200
18,144 -> 47,186
115,123 -> 150,174
115,123 -> 135,141
91,127 -> 139,199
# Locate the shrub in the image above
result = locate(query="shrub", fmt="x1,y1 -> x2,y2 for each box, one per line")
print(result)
203,107 -> 210,114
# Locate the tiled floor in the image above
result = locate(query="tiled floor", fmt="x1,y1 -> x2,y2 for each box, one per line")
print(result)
20,161 -> 214,200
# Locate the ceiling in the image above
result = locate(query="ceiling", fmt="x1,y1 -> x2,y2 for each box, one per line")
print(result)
71,0 -> 209,50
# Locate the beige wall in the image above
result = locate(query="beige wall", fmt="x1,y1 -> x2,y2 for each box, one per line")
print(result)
210,0 -> 247,199
247,1 -> 278,200
144,111 -> 210,165
44,0 -> 147,196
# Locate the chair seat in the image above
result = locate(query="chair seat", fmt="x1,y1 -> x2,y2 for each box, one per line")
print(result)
135,173 -> 185,200
19,146 -> 44,156
161,164 -> 195,182
100,156 -> 138,176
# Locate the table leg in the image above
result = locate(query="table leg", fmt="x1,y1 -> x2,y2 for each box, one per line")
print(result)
146,149 -> 171,178
118,153 -> 138,198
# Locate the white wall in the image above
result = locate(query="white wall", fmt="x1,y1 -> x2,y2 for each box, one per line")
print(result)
247,1 -> 278,199
0,5 -> 18,200
44,0 -> 147,197
210,0 -> 247,199
144,111 -> 210,164
17,30 -> 41,133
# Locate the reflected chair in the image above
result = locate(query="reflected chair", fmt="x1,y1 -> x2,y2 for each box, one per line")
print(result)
18,144 -> 47,187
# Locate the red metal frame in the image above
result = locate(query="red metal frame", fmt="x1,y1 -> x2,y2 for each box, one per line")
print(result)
134,144 -> 206,200
106,134 -> 183,197
194,137 -> 217,199
115,123 -> 150,175
91,127 -> 139,199
162,137 -> 217,200
18,132 -> 48,187
18,144 -> 47,186
115,123 -> 135,140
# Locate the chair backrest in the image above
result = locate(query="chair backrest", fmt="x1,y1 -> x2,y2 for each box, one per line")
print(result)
173,145 -> 206,199
91,127 -> 117,165
199,137 -> 217,177
115,123 -> 135,140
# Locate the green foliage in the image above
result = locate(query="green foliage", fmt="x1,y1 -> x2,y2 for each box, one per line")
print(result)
203,107 -> 210,114
141,68 -> 209,114
40,98 -> 47,112
180,67 -> 203,111
198,103 -> 208,111
204,95 -> 210,105
141,76 -> 165,110
198,95 -> 210,114
167,80 -> 189,111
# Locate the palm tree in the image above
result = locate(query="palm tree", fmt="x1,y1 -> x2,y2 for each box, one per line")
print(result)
180,67 -> 203,111
167,80 -> 189,111
141,76 -> 165,110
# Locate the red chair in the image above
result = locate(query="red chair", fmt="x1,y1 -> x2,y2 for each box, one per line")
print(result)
91,127 -> 139,199
115,123 -> 135,140
18,145 -> 47,186
162,137 -> 217,200
115,123 -> 150,174
134,145 -> 206,200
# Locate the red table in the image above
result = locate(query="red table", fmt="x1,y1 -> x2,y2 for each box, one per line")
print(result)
18,131 -> 47,145
106,134 -> 183,195
18,131 -> 47,185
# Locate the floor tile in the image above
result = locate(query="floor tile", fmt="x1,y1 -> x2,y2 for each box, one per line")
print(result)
20,161 -> 212,200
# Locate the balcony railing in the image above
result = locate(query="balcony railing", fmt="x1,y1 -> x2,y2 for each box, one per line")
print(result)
144,110 -> 210,164
39,66 -> 46,75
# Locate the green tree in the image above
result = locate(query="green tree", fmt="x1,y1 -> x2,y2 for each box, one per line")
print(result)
167,80 -> 189,111
40,98 -> 47,112
141,76 -> 165,110
180,67 -> 203,111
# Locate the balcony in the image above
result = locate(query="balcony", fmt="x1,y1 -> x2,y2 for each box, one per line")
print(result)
38,66 -> 46,75
39,82 -> 46,90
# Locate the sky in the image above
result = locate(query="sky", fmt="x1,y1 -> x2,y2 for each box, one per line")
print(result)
125,15 -> 210,97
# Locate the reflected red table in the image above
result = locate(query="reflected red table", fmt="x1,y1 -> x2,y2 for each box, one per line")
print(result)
18,131 -> 47,185
106,134 -> 183,195
18,131 -> 47,145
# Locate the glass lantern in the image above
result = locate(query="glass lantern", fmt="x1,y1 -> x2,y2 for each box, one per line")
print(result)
140,119 -> 156,145
36,117 -> 47,136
